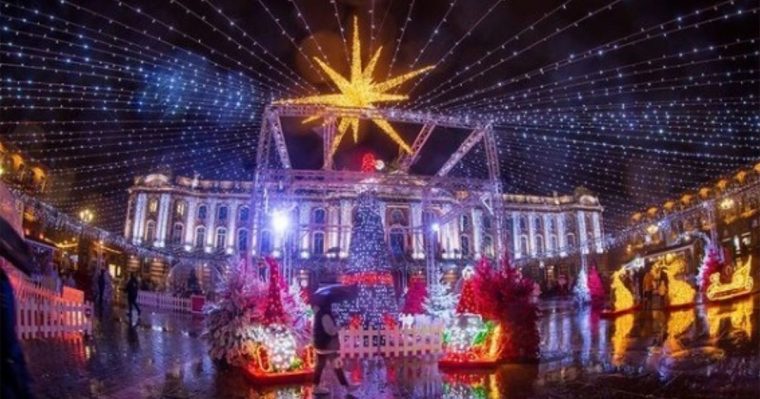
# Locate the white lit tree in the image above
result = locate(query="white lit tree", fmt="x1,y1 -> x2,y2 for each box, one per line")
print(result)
423,281 -> 459,324
336,191 -> 398,328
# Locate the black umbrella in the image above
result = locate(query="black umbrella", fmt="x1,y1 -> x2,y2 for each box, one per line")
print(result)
310,284 -> 358,307
0,216 -> 35,276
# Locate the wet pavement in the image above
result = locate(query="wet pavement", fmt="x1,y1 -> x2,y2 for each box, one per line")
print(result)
22,294 -> 760,398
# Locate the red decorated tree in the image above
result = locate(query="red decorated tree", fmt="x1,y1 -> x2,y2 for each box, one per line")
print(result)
456,271 -> 480,314
402,278 -> 428,314
263,257 -> 288,325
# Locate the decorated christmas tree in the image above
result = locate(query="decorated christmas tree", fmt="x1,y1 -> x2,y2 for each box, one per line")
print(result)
456,267 -> 480,314
424,281 -> 459,324
337,191 -> 398,328
573,265 -> 591,304
587,265 -> 606,304
402,278 -> 428,315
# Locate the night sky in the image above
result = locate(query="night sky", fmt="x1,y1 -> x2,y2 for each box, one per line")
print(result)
1,0 -> 758,232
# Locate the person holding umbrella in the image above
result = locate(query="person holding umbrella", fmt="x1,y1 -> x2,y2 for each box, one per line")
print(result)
311,284 -> 359,396
0,216 -> 36,399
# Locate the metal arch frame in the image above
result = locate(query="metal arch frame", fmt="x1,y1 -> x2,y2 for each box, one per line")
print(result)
253,104 -> 506,280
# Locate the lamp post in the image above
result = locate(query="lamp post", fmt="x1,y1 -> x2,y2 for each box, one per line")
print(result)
272,210 -> 291,283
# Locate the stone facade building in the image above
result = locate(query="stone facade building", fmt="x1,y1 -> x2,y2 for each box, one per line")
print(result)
124,171 -> 605,291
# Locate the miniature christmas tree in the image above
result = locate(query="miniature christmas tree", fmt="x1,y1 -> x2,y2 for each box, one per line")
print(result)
424,281 -> 459,324
573,265 -> 591,304
263,257 -> 288,325
336,191 -> 398,328
456,271 -> 480,314
402,278 -> 427,315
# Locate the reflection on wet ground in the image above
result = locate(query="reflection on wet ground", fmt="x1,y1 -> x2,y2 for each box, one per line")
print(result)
23,294 -> 760,398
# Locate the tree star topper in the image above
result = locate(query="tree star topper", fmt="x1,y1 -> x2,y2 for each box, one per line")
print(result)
275,16 -> 433,159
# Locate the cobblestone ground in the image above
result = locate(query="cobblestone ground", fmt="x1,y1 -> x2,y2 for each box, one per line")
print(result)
22,293 -> 760,398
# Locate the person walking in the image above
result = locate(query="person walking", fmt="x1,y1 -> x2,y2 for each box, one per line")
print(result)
97,268 -> 106,309
312,300 -> 358,397
125,273 -> 141,320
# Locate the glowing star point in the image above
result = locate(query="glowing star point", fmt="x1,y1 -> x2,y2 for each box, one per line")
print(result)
274,16 -> 433,160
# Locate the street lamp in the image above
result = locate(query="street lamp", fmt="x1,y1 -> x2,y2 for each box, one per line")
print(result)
79,209 -> 94,224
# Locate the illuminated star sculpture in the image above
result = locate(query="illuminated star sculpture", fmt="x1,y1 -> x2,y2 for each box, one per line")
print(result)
275,16 -> 433,159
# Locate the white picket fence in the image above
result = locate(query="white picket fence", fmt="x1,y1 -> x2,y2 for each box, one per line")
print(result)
339,325 -> 444,358
136,290 -> 194,313
4,264 -> 93,339
16,300 -> 93,339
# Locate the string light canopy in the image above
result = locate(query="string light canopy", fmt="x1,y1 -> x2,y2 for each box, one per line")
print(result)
0,0 -> 756,233
275,16 -> 434,159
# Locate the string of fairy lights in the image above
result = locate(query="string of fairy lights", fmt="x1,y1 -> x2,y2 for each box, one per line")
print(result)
0,0 -> 756,238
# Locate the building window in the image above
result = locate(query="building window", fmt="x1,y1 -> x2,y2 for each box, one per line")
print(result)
549,235 -> 558,255
260,230 -> 272,254
148,198 -> 158,214
483,235 -> 494,257
145,220 -> 156,243
391,209 -> 406,226
519,216 -> 528,232
460,235 -> 470,256
313,208 -> 326,225
520,235 -> 529,255
548,218 -> 556,234
312,232 -> 325,255
535,235 -> 545,256
566,233 -> 576,249
171,223 -> 183,245
482,215 -> 492,230
218,206 -> 228,221
390,228 -> 405,257
460,215 -> 470,230
216,228 -> 227,250
239,207 -> 250,222
195,226 -> 206,248
175,201 -> 186,217
237,229 -> 249,252
198,205 -> 207,220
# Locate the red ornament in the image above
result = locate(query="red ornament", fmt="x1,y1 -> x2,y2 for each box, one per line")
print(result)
360,152 -> 376,172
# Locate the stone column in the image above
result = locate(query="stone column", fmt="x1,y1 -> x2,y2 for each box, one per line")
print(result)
132,192 -> 147,245
299,203 -> 310,254
412,202 -> 424,258
543,213 -> 554,255
205,200 -> 218,250
328,204 -> 339,251
577,210 -> 588,254
155,193 -> 171,247
557,213 -> 567,257
124,194 -> 134,238
184,197 -> 197,246
472,209 -> 483,258
512,211 -> 521,259
592,211 -> 603,253
227,200 -> 237,252
339,199 -> 352,257
528,212 -> 537,257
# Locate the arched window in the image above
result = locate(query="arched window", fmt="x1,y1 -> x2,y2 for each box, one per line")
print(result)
145,220 -> 156,243
197,205 -> 208,220
312,232 -> 325,255
237,229 -> 249,252
390,228 -> 405,257
216,227 -> 227,250
313,208 -> 326,225
535,235 -> 545,256
460,235 -> 470,256
482,235 -> 494,257
195,226 -> 206,248
171,223 -> 183,245
535,216 -> 543,232
239,207 -> 250,222
460,215 -> 470,231
260,230 -> 272,255
391,209 -> 405,225
520,235 -> 529,255
217,206 -> 228,221
482,215 -> 492,230
566,233 -> 576,250
548,217 -> 556,234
